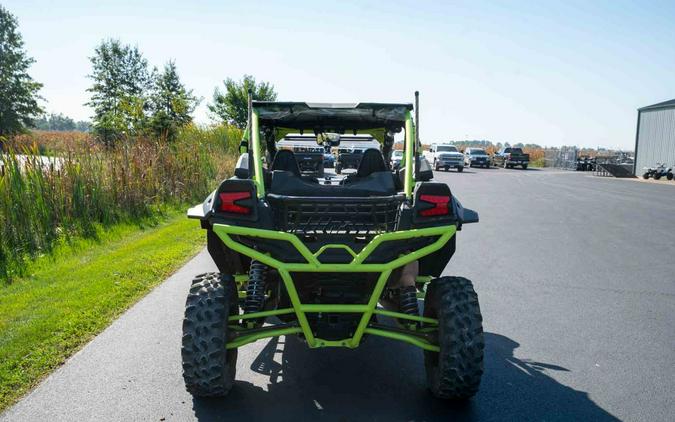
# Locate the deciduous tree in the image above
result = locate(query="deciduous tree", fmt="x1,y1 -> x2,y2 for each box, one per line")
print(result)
86,40 -> 152,144
208,75 -> 277,128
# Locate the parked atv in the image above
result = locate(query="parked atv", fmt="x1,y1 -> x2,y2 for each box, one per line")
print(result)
654,164 -> 673,180
643,163 -> 672,180
184,95 -> 484,400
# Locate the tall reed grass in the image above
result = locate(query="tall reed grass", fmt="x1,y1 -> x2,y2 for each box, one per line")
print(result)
0,124 -> 240,280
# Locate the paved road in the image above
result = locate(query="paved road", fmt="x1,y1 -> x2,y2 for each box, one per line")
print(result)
3,168 -> 674,422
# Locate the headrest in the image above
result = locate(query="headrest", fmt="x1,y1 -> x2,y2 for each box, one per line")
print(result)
271,150 -> 300,176
356,148 -> 387,178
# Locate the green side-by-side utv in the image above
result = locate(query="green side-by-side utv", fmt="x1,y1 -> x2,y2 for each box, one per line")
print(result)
184,93 -> 484,400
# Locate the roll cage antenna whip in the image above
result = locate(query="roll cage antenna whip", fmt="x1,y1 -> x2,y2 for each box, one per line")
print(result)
414,91 -> 421,181
246,88 -> 254,176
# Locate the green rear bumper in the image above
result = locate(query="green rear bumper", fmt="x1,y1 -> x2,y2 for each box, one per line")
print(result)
213,224 -> 457,351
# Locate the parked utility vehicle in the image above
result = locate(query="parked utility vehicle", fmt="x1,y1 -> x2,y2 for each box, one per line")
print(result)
643,163 -> 673,180
277,135 -> 325,177
184,96 -> 483,400
335,135 -> 381,174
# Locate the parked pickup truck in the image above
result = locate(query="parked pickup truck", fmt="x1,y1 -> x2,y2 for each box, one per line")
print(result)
464,147 -> 490,168
429,143 -> 464,172
491,147 -> 529,169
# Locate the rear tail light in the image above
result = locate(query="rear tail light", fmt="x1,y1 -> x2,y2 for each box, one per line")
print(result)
418,194 -> 451,217
219,191 -> 251,214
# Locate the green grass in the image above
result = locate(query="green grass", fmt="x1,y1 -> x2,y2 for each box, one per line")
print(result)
0,211 -> 205,411
1,126 -> 239,280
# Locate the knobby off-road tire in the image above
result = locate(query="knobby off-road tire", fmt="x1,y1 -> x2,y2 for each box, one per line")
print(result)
424,276 -> 484,400
182,272 -> 238,397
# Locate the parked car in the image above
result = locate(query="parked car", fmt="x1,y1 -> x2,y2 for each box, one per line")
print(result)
391,150 -> 403,169
464,148 -> 490,168
429,144 -> 464,172
491,147 -> 529,169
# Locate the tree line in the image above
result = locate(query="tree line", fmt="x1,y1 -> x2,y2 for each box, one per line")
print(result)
0,4 -> 277,145
32,113 -> 91,132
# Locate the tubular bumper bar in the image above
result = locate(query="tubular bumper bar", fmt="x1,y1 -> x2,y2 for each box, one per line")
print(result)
212,224 -> 457,352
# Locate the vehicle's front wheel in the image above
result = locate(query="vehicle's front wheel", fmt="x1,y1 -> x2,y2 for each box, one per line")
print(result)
522,164 -> 528,170
667,172 -> 674,181
457,166 -> 464,173
424,276 -> 484,400
182,272 -> 238,397
643,172 -> 650,179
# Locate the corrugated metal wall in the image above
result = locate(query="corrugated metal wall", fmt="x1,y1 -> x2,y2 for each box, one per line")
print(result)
635,107 -> 675,174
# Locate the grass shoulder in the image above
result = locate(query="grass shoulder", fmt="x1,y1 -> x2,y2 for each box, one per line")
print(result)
0,210 -> 204,411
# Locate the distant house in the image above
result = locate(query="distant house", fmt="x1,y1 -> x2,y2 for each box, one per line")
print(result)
634,99 -> 675,174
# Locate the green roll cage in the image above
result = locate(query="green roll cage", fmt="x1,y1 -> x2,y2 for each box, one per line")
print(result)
215,101 -> 454,352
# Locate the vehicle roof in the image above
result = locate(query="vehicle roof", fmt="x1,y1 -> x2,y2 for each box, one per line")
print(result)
253,101 -> 413,131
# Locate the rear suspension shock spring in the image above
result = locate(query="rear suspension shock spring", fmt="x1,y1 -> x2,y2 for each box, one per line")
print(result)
399,285 -> 419,317
244,260 -> 267,314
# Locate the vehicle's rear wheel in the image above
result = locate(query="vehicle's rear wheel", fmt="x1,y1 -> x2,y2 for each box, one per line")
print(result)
457,166 -> 464,173
424,276 -> 484,400
667,172 -> 674,181
182,272 -> 238,397
643,172 -> 650,179
655,174 -> 662,180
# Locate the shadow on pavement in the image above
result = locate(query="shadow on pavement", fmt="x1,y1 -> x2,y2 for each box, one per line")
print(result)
192,332 -> 618,421
434,170 -> 478,174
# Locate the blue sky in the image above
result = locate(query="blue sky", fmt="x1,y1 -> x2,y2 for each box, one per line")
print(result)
5,0 -> 675,149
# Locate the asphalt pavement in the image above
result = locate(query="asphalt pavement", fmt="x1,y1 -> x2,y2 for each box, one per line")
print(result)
2,168 -> 674,422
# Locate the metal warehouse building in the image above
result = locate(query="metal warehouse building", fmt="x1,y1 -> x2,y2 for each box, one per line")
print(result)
634,99 -> 675,175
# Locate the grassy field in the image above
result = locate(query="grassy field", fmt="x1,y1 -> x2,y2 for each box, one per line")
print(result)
1,125 -> 239,280
0,211 -> 205,411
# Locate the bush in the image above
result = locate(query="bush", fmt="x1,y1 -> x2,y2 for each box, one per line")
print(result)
0,124 -> 240,280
